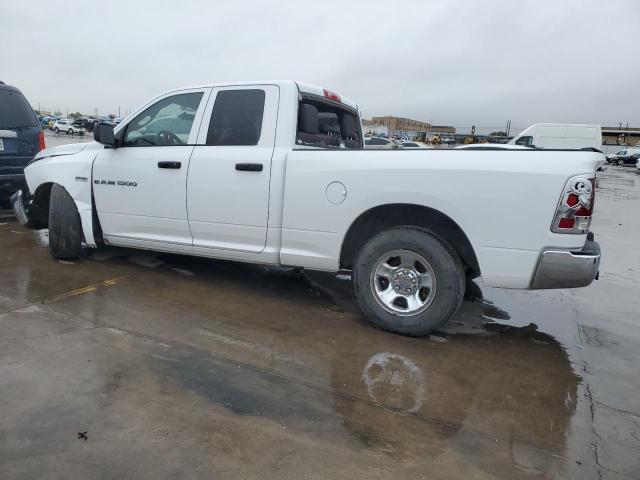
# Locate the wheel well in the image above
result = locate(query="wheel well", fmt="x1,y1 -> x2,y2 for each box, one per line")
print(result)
28,182 -> 54,227
340,204 -> 480,278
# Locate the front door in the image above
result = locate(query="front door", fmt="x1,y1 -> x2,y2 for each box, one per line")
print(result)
187,85 -> 279,252
93,89 -> 209,245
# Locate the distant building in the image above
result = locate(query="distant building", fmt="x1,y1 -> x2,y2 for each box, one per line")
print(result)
362,122 -> 389,136
602,126 -> 640,146
364,116 -> 456,136
370,116 -> 430,132
430,125 -> 456,134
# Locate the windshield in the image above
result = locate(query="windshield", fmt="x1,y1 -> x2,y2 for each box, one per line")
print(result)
0,88 -> 38,128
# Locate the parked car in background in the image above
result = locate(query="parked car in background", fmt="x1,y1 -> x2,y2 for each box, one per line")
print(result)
72,118 -> 86,129
509,123 -> 602,151
53,119 -> 85,135
76,117 -> 93,131
365,136 -> 400,149
636,157 -> 640,170
606,148 -> 640,166
0,80 -> 45,202
39,116 -> 58,130
39,116 -> 53,129
402,141 -> 431,149
73,117 -> 94,131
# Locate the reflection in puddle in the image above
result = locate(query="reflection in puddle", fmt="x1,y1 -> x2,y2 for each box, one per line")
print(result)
362,353 -> 426,413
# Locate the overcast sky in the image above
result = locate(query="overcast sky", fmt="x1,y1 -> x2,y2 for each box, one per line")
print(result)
2,0 -> 638,134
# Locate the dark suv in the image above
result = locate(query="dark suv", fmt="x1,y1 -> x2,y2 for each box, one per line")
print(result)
0,81 -> 44,204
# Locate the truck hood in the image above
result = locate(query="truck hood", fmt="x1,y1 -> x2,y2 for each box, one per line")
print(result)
33,142 -> 92,161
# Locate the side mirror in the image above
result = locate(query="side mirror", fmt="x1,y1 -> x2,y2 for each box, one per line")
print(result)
93,122 -> 117,147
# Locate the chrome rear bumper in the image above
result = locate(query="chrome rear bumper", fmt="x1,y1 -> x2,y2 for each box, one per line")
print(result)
531,239 -> 601,289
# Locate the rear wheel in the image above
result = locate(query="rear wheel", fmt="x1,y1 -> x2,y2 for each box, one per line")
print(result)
353,228 -> 465,336
54,127 -> 59,134
48,184 -> 82,259
68,129 -> 73,135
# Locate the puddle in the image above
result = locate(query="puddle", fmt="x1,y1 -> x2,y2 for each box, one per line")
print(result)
150,341 -> 336,432
128,253 -> 164,268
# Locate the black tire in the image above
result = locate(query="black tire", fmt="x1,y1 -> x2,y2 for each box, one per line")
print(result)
353,228 -> 465,336
54,127 -> 59,134
48,184 -> 82,259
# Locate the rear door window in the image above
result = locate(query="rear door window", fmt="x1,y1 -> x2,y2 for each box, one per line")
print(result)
0,89 -> 38,128
206,89 -> 265,146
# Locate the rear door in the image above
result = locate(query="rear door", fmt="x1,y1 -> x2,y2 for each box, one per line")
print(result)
93,88 -> 210,245
187,85 -> 279,252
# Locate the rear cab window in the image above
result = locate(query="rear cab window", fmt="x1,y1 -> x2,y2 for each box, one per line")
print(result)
295,92 -> 362,150
0,87 -> 38,128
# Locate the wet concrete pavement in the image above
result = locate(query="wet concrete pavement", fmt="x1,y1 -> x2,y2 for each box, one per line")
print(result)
0,166 -> 639,479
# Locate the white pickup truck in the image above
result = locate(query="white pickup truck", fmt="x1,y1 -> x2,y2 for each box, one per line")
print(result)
11,81 -> 602,336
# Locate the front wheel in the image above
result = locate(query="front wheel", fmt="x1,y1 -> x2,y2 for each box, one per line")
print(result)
353,228 -> 465,336
48,184 -> 83,259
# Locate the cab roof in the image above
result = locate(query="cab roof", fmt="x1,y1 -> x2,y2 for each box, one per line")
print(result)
166,80 -> 358,111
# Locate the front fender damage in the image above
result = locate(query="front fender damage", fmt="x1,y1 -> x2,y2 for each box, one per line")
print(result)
22,143 -> 102,247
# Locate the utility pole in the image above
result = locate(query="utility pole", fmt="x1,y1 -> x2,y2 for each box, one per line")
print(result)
626,122 -> 629,144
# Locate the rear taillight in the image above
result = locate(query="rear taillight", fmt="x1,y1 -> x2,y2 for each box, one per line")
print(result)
551,175 -> 595,234
37,130 -> 45,152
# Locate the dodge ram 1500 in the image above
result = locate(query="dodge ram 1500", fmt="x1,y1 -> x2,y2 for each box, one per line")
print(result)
11,80 -> 602,335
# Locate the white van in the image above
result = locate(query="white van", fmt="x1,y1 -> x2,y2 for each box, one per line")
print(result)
509,123 -> 602,150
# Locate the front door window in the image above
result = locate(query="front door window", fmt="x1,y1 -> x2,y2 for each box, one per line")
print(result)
123,93 -> 203,146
